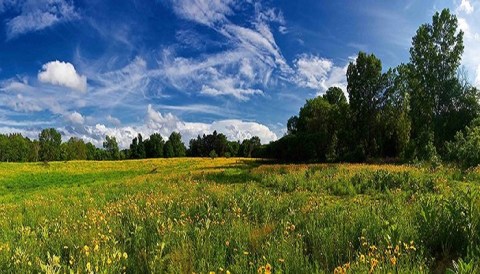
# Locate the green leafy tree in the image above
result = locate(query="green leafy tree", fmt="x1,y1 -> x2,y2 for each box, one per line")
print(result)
145,133 -> 164,158
167,132 -> 186,157
39,128 -> 62,162
129,134 -> 146,159
347,52 -> 384,160
103,135 -> 120,160
408,9 -> 477,158
63,137 -> 87,160
164,140 -> 174,158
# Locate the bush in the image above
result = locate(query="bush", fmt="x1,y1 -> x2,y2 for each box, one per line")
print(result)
446,118 -> 480,169
209,150 -> 218,159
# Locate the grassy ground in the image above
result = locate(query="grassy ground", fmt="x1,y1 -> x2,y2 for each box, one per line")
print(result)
0,158 -> 479,273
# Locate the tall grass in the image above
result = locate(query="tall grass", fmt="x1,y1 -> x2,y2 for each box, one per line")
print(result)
0,159 -> 478,273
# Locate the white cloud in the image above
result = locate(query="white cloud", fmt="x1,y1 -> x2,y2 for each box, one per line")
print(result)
144,104 -> 277,144
293,54 -> 348,93
457,0 -> 474,14
107,115 -> 121,126
163,1 -> 292,100
170,0 -> 234,27
38,61 -> 87,92
454,4 -> 480,89
49,104 -> 278,148
4,0 -> 79,39
458,17 -> 471,37
65,111 -> 84,125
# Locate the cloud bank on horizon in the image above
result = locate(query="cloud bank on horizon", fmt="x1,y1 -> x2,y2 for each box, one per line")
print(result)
0,0 -> 479,148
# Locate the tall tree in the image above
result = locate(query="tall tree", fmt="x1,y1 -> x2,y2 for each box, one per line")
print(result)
129,134 -> 146,159
39,128 -> 62,162
166,132 -> 186,157
409,8 -> 474,158
347,52 -> 384,160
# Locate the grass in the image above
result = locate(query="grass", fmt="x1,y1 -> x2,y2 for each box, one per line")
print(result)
0,158 -> 479,273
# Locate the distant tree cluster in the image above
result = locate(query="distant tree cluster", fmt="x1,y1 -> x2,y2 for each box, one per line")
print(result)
187,131 -> 261,158
0,128 -> 263,162
265,9 -> 480,166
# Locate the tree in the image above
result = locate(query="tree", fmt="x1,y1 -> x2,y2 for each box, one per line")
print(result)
103,135 -> 120,160
240,136 -> 261,158
408,9 -> 475,159
209,149 -> 218,159
129,134 -> 146,159
63,137 -> 87,160
145,133 -> 164,158
380,65 -> 411,158
165,132 -> 186,157
164,141 -> 174,158
86,142 -> 97,160
226,141 -> 240,157
39,128 -> 62,162
446,118 -> 480,168
347,52 -> 384,160
287,116 -> 298,135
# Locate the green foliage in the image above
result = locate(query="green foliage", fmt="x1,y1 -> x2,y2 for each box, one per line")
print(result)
446,118 -> 480,168
409,9 -> 479,159
347,52 -> 384,159
103,135 -> 120,160
188,131 -> 229,157
129,133 -> 146,159
144,133 -> 164,158
209,149 -> 218,159
167,132 -> 186,157
38,128 -> 62,162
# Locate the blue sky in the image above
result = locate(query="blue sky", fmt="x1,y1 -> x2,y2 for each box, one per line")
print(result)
0,0 -> 479,148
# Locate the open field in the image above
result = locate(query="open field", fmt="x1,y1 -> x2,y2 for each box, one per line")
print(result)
0,158 -> 480,273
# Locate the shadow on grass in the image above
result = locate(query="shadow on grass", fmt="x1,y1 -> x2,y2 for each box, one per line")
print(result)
192,159 -> 276,184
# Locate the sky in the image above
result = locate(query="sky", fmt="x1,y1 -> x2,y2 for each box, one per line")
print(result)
0,0 -> 479,148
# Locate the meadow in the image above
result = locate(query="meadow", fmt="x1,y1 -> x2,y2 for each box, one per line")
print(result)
0,158 -> 479,273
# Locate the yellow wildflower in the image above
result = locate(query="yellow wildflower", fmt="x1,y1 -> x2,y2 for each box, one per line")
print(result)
390,256 -> 397,266
123,252 -> 128,259
265,263 -> 272,274
86,262 -> 92,272
52,255 -> 60,266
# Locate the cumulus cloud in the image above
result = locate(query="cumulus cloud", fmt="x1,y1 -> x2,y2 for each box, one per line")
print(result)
4,0 -> 79,39
36,104 -> 278,149
38,61 -> 87,92
457,0 -> 474,14
145,104 -> 277,144
65,111 -> 85,124
293,54 -> 348,93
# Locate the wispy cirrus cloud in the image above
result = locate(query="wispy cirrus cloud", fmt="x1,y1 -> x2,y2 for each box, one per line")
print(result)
164,0 -> 292,100
2,0 -> 79,40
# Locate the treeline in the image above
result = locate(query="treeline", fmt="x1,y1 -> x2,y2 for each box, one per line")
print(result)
0,128 -> 263,162
263,9 -> 480,168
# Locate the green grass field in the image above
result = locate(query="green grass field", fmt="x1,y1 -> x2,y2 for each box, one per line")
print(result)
1,158 -> 479,273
